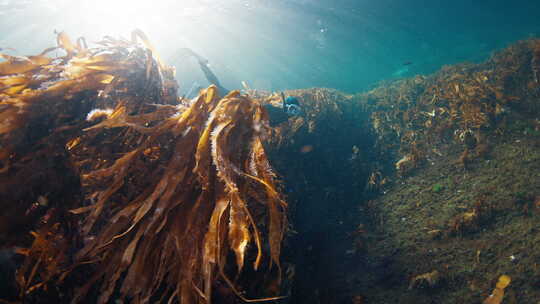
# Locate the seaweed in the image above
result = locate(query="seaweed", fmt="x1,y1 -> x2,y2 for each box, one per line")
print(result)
0,30 -> 287,303
354,39 -> 540,175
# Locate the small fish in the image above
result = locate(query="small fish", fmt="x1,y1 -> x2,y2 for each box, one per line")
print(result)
403,61 -> 413,66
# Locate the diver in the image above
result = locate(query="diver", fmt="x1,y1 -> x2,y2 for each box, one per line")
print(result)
282,93 -> 302,116
179,48 -> 302,124
178,48 -> 230,96
263,93 -> 303,126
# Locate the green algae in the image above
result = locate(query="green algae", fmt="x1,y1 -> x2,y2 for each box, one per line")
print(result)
432,183 -> 444,193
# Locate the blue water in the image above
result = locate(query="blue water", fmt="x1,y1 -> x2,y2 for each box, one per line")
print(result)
1,0 -> 540,94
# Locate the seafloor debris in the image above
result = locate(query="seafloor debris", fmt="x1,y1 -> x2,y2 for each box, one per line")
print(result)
395,143 -> 423,176
0,30 -> 287,304
408,270 -> 440,290
395,154 -> 413,172
446,197 -> 492,236
365,170 -> 388,192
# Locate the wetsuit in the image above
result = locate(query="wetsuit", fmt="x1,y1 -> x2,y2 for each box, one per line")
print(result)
183,48 -> 301,125
179,48 -> 229,96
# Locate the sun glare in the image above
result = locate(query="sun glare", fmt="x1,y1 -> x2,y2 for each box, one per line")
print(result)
66,0 -> 210,37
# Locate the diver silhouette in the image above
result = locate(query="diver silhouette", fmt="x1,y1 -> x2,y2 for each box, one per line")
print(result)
180,48 -> 302,124
178,48 -> 230,96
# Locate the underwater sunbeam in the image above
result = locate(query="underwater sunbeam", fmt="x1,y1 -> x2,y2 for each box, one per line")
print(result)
62,0 -> 212,36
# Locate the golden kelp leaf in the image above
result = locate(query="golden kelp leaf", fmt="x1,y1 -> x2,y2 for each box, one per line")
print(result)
496,275 -> 511,289
194,107 -> 216,186
248,138 -> 286,271
0,55 -> 38,75
2,84 -> 27,95
205,85 -> 217,103
1,29 -> 287,304
65,137 -> 80,150
83,106 -> 128,131
204,197 -> 229,265
482,275 -> 511,303
27,54 -> 52,66
483,287 -> 504,304
56,31 -> 78,56
228,193 -> 250,272
0,75 -> 28,88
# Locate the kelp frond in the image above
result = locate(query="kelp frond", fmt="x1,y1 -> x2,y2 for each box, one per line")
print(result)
0,30 -> 286,304
73,87 -> 287,304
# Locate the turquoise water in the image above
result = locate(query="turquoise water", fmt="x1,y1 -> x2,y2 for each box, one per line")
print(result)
1,0 -> 540,93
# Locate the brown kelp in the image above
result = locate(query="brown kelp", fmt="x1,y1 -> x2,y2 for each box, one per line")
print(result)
355,39 -> 540,175
266,88 -> 354,146
0,30 -> 287,303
